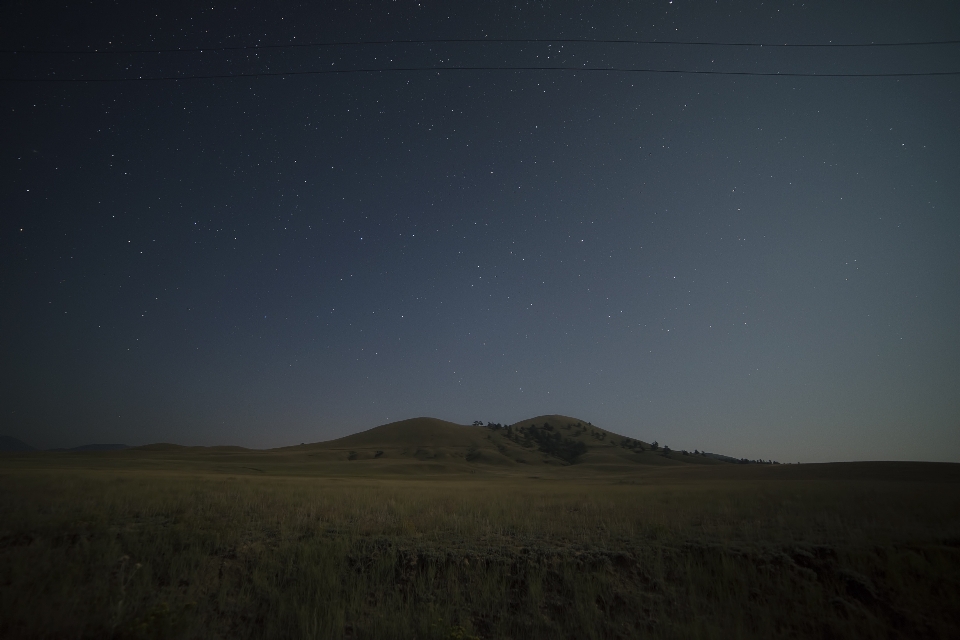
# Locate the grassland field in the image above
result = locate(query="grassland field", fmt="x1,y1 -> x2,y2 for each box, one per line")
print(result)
1,417 -> 959,639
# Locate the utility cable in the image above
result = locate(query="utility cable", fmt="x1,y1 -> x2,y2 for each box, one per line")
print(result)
3,65 -> 958,82
2,37 -> 959,55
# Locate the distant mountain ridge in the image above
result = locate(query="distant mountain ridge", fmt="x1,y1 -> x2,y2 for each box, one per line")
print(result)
47,444 -> 130,452
0,436 -> 128,453
0,435 -> 34,452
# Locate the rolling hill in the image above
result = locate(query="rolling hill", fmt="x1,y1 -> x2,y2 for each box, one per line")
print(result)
2,416 -> 743,475
286,415 -> 726,469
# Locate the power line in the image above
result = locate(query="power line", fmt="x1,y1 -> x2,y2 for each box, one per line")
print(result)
3,65 -> 958,83
2,37 -> 959,55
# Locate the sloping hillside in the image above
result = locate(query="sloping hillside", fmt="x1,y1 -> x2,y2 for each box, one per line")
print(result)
320,417 -> 487,449
498,415 -> 723,467
295,417 -> 525,466
293,415 -> 725,468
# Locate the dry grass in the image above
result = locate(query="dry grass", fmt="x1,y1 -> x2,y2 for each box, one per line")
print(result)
1,456 -> 958,639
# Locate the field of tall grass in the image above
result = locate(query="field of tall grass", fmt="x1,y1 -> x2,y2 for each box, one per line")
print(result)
1,460 -> 958,638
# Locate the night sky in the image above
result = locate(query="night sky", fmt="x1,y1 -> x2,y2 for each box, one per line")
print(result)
2,2 -> 958,462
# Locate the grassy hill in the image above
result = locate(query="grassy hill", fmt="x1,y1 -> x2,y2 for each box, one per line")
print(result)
0,416 -> 738,477
276,414 -> 728,471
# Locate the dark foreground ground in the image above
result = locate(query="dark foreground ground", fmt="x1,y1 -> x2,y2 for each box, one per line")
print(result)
1,452 -> 958,639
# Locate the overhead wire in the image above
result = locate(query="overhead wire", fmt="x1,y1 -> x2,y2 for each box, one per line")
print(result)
2,37 -> 956,82
2,37 -> 959,55
2,66 -> 958,83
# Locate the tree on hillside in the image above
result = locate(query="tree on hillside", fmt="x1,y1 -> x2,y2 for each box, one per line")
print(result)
500,422 -> 588,463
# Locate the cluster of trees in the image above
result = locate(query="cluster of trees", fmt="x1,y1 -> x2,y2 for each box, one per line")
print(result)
489,422 -> 588,464
477,421 -> 764,464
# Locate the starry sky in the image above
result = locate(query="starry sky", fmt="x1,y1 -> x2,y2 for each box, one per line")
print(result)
2,2 -> 959,462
